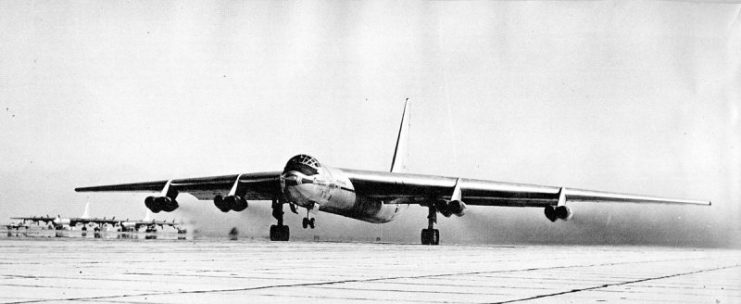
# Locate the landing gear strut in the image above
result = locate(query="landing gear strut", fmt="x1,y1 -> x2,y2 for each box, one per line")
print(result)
269,199 -> 290,241
421,204 -> 440,245
301,205 -> 316,229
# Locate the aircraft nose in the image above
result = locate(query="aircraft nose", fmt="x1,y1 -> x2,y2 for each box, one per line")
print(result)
280,172 -> 313,186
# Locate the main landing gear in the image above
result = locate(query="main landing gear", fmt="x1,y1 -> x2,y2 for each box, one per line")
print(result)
421,204 -> 440,245
269,199 -> 290,241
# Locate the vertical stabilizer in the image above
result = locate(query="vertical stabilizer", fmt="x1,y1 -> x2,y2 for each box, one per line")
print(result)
143,209 -> 153,221
81,201 -> 91,219
390,98 -> 411,173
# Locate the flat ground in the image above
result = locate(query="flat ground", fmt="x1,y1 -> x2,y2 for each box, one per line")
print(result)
0,236 -> 739,304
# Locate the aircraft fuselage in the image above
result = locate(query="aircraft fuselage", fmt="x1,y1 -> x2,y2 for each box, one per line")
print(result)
281,165 -> 405,223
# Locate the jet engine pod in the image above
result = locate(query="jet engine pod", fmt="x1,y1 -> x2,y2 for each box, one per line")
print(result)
145,196 -> 158,213
448,200 -> 466,217
224,195 -> 248,212
145,196 -> 179,213
213,195 -> 230,212
555,205 -> 572,221
434,200 -> 453,217
544,205 -> 557,222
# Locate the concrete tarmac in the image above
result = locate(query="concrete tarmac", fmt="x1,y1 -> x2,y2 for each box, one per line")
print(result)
0,237 -> 739,303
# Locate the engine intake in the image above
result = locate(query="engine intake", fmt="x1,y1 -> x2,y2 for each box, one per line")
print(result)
544,205 -> 572,222
434,200 -> 466,217
213,195 -> 248,212
448,200 -> 466,217
145,196 -> 179,213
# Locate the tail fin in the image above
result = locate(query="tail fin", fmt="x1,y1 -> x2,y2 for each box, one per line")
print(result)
81,201 -> 91,219
143,209 -> 153,221
390,98 -> 411,173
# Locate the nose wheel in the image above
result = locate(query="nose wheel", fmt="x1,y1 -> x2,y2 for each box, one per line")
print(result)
302,217 -> 315,229
301,203 -> 317,229
421,204 -> 440,245
270,199 -> 290,241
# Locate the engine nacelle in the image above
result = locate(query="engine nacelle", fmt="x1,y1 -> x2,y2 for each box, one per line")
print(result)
545,205 -> 572,222
213,195 -> 248,212
224,195 -> 248,212
555,205 -> 572,221
434,200 -> 466,217
145,196 -> 179,213
434,200 -> 453,217
448,200 -> 466,217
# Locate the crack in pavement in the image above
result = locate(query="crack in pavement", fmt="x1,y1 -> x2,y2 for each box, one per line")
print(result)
3,256 -> 725,304
484,264 -> 741,304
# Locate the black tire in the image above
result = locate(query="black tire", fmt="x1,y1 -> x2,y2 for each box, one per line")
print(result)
302,218 -> 308,229
269,225 -> 278,241
421,229 -> 430,245
279,225 -> 290,241
431,229 -> 440,245
309,218 -> 315,229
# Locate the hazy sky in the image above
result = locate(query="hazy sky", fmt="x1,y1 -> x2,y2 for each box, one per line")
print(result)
1,1 -> 739,246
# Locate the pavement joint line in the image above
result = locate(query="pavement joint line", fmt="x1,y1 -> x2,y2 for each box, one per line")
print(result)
2,256 -> 722,304
482,264 -> 741,304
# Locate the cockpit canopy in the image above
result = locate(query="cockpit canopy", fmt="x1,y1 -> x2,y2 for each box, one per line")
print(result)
283,154 -> 320,176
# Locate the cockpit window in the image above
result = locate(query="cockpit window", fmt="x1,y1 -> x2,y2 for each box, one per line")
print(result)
283,154 -> 320,176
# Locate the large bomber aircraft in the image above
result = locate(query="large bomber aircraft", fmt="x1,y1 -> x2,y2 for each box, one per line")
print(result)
10,202 -> 118,231
76,100 -> 710,245
9,203 -> 184,233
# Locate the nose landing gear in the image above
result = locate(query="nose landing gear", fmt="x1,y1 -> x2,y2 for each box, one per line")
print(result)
269,199 -> 290,241
302,217 -> 315,229
301,204 -> 316,229
421,204 -> 440,245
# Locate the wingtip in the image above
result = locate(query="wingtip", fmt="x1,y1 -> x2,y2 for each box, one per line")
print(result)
708,201 -> 712,206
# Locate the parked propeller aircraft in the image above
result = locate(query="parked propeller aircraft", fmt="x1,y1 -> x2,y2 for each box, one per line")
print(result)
120,212 -> 186,233
9,202 -> 185,233
10,202 -> 117,231
76,100 -> 710,245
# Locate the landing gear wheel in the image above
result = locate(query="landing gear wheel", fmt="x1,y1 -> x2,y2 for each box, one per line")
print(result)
421,228 -> 440,245
309,218 -> 315,229
270,225 -> 290,241
302,218 -> 309,229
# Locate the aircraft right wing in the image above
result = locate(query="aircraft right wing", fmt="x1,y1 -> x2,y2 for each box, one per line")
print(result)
343,169 -> 711,207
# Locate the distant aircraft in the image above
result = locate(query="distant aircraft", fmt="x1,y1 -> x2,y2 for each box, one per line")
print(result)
119,210 -> 186,233
11,202 -> 119,231
9,202 -> 183,233
76,99 -> 710,245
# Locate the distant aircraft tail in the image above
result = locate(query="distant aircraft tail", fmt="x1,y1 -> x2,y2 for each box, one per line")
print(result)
390,98 -> 411,173
143,209 -> 153,222
81,201 -> 90,219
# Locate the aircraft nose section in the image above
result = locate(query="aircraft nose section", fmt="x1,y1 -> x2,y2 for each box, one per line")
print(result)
283,154 -> 320,176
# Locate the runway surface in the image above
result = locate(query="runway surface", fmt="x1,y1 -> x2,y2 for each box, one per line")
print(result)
0,236 -> 739,304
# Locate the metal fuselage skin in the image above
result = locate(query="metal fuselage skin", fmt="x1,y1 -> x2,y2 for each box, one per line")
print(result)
281,165 -> 405,223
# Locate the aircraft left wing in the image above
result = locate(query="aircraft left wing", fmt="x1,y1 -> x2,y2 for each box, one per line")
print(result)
10,216 -> 56,224
75,172 -> 283,201
343,169 -> 710,207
